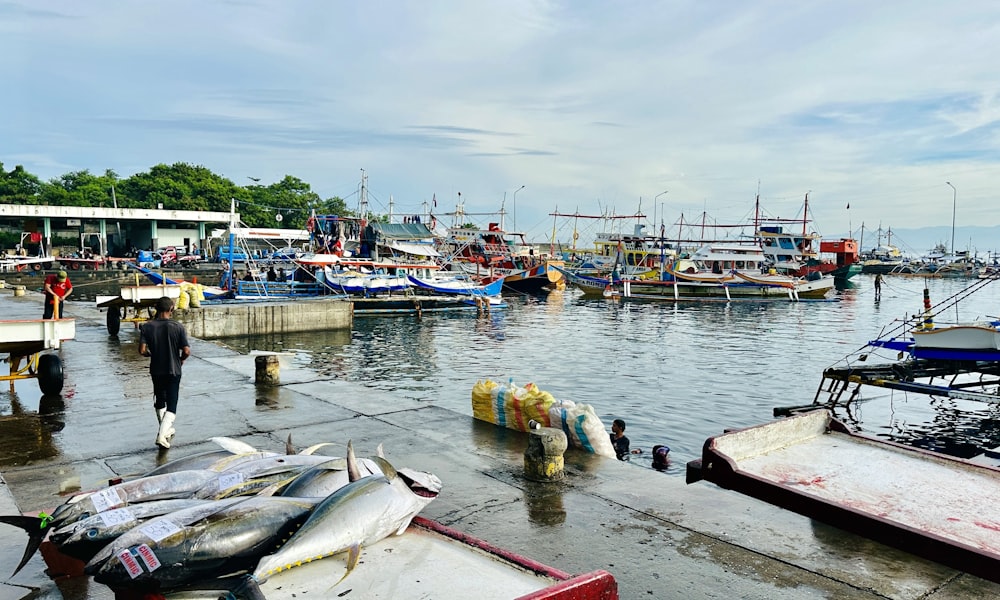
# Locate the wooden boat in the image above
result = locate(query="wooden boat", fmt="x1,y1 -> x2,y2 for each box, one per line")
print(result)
911,322 -> 1000,350
407,274 -> 504,297
686,409 -> 1000,583
551,265 -> 619,297
249,516 -> 617,599
620,243 -> 834,301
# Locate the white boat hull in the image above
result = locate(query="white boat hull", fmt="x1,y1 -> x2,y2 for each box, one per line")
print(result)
911,324 -> 1000,350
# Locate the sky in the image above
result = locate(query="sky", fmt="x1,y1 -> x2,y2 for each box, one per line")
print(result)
4,1 -> 1000,249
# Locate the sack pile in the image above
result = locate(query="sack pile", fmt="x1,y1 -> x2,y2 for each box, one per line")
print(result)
471,379 -> 615,458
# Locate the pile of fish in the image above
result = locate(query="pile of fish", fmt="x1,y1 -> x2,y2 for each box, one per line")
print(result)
0,436 -> 442,598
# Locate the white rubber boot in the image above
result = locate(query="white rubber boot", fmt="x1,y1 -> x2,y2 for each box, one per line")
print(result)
155,407 -> 166,424
156,412 -> 176,449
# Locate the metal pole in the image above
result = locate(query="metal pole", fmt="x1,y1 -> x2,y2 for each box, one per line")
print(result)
946,181 -> 956,259
654,191 -> 668,226
512,185 -> 525,232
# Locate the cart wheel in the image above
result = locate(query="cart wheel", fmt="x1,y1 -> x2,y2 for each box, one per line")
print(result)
107,306 -> 122,336
32,263 -> 42,271
37,354 -> 64,395
70,262 -> 81,270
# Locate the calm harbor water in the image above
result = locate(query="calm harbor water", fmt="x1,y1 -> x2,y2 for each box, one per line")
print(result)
207,274 -> 1000,473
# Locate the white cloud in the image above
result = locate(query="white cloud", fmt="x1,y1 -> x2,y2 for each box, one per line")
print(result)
4,0 -> 1000,247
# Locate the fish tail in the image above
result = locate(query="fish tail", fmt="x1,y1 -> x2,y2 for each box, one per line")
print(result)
0,515 -> 48,576
222,574 -> 266,600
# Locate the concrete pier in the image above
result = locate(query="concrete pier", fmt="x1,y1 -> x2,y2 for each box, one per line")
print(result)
1,289 -> 998,600
173,298 -> 351,338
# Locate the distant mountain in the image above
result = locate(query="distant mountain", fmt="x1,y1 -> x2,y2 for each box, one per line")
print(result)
834,226 -> 1000,257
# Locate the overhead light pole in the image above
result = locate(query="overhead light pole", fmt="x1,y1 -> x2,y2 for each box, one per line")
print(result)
946,181 -> 956,259
654,190 -> 668,227
512,185 -> 525,232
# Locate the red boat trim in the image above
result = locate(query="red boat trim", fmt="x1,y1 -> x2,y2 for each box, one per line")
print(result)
412,516 -> 571,579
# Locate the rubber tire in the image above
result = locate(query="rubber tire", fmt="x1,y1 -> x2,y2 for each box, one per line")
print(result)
107,307 -> 122,336
31,263 -> 42,271
37,354 -> 64,395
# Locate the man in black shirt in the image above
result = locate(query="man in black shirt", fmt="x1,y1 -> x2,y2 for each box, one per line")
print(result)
138,297 -> 191,449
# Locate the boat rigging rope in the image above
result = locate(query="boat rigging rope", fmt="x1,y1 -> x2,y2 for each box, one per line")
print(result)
828,275 -> 999,369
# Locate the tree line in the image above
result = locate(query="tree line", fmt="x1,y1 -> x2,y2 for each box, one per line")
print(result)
0,161 -> 353,230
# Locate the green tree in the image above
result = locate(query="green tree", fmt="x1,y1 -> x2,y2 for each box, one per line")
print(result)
117,163 -> 245,213
40,169 -> 119,207
0,163 -> 44,204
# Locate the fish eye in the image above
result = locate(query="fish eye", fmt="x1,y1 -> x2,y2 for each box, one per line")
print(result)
87,528 -> 99,539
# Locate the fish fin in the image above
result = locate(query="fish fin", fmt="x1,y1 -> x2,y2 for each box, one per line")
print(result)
346,542 -> 361,575
224,574 -> 266,600
376,443 -> 385,459
299,442 -> 334,455
327,543 -> 362,591
285,433 -> 295,455
371,456 -> 398,480
347,441 -> 361,482
210,436 -> 258,455
0,515 -> 48,576
394,515 -> 415,536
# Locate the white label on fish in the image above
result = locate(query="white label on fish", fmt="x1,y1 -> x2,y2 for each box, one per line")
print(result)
98,507 -> 136,527
217,472 -> 244,491
135,544 -> 161,572
140,519 -> 182,543
91,488 -> 125,513
116,549 -> 144,579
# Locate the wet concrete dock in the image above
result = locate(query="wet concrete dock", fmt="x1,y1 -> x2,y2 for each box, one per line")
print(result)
1,286 -> 999,600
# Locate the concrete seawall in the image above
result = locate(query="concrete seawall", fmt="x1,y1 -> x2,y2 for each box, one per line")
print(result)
174,298 -> 352,338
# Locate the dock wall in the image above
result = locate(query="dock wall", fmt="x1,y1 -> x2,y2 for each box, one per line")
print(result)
175,299 -> 352,338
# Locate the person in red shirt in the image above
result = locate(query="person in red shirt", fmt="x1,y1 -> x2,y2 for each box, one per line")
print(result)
43,270 -> 72,319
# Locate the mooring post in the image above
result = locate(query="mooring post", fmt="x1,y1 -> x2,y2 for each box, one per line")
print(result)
524,426 -> 568,482
254,354 -> 280,385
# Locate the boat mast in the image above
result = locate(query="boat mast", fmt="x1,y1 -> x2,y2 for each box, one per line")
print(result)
802,192 -> 809,236
550,207 -> 558,257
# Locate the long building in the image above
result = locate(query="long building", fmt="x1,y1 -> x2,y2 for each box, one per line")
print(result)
0,203 -> 237,257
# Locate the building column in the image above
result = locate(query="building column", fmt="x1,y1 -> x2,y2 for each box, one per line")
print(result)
99,219 -> 108,256
150,220 -> 159,251
198,222 -> 207,257
42,217 -> 52,257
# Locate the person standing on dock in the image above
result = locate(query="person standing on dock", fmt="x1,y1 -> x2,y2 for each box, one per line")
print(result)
42,270 -> 72,319
139,296 -> 191,449
874,273 -> 883,301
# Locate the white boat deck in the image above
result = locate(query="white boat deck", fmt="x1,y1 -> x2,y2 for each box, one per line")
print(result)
711,411 -> 1000,558
247,520 -> 569,600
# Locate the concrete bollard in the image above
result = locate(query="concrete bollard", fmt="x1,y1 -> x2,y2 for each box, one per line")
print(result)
524,426 -> 568,482
13,285 -> 25,297
254,354 -> 280,385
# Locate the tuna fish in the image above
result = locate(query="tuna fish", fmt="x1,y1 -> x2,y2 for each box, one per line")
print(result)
49,498 -> 212,561
142,437 -> 266,477
48,470 -> 223,531
235,442 -> 442,598
88,496 -> 320,591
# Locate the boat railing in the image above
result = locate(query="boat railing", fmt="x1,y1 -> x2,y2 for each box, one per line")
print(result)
236,280 -> 325,297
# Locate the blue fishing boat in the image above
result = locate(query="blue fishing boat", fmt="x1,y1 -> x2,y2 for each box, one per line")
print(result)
406,274 -> 504,297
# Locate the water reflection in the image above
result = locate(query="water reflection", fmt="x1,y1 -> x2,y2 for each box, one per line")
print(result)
523,482 -> 567,526
210,277 -> 1000,467
0,391 -> 63,466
